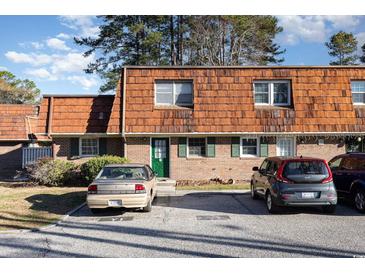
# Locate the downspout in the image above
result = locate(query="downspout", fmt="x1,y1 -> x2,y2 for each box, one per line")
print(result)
46,96 -> 55,159
121,67 -> 127,158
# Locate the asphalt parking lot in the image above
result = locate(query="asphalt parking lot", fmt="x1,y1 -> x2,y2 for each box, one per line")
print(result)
1,190 -> 365,258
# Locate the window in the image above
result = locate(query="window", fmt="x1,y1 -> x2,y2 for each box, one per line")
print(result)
266,161 -> 278,175
80,138 -> 98,156
276,137 -> 295,156
241,137 -> 259,157
328,157 -> 343,170
351,81 -> 365,104
253,80 -> 291,106
155,80 -> 193,106
188,138 -> 206,157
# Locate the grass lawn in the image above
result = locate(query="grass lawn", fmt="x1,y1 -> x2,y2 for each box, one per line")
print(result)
176,183 -> 250,191
0,186 -> 86,231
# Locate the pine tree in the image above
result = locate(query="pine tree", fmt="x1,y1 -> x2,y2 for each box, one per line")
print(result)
325,31 -> 358,65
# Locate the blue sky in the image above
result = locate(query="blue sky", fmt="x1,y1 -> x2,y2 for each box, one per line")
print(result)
0,15 -> 365,95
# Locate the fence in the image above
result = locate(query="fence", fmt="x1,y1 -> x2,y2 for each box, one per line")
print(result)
22,147 -> 53,168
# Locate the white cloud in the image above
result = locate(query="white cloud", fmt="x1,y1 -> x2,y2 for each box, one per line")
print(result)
0,66 -> 8,71
278,16 -> 362,45
67,75 -> 98,90
46,38 -> 71,51
50,52 -> 94,74
24,68 -> 57,80
356,32 -> 365,56
56,33 -> 71,39
5,51 -> 53,66
31,42 -> 44,50
59,16 -> 99,38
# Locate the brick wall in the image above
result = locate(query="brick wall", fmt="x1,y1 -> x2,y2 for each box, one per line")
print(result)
125,136 -> 346,181
125,137 -> 150,165
53,137 -> 124,163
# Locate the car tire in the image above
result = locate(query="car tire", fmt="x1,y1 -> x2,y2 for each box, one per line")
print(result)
322,205 -> 336,214
354,189 -> 365,213
266,192 -> 279,214
90,208 -> 103,214
251,182 -> 259,200
142,198 -> 152,212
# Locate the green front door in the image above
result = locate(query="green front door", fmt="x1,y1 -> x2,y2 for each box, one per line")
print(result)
151,138 -> 169,178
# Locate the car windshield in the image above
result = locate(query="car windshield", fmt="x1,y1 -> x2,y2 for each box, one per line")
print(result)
97,167 -> 147,180
283,161 -> 329,176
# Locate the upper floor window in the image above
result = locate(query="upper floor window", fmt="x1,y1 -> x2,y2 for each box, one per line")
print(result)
351,81 -> 365,105
253,80 -> 291,106
155,80 -> 193,106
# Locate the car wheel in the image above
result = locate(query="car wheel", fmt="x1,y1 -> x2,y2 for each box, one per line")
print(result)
251,183 -> 259,200
142,198 -> 152,212
90,208 -> 103,214
266,192 -> 279,214
354,189 -> 365,213
322,205 -> 336,214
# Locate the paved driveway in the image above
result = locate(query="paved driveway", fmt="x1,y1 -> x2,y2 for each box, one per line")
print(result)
1,190 -> 365,258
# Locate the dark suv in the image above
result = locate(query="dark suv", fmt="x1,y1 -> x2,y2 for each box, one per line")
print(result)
328,153 -> 365,212
251,157 -> 337,214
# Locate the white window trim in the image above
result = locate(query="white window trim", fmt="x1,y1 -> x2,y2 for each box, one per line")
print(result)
276,137 -> 296,157
240,137 -> 260,157
79,137 -> 99,157
351,81 -> 365,105
253,80 -> 291,106
155,80 -> 194,107
187,137 -> 207,158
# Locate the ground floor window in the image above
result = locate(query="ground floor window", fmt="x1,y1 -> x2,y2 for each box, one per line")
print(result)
276,137 -> 295,156
80,138 -> 99,156
346,138 -> 365,152
188,138 -> 206,157
241,137 -> 259,157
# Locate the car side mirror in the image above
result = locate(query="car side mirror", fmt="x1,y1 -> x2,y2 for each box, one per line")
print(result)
252,166 -> 259,171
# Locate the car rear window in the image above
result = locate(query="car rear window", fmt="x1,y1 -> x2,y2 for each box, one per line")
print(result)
97,167 -> 147,180
283,161 -> 329,177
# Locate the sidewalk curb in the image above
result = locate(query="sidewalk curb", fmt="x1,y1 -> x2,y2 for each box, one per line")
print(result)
0,202 -> 86,235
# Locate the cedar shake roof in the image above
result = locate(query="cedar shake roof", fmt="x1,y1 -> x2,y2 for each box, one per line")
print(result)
0,104 -> 37,140
36,81 -> 122,136
123,67 -> 365,134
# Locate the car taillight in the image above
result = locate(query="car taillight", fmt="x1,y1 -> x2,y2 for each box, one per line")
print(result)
88,184 -> 97,194
322,175 -> 333,184
276,164 -> 293,184
322,161 -> 333,184
135,184 -> 146,193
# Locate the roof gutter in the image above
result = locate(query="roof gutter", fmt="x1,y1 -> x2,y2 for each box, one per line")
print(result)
124,132 -> 365,137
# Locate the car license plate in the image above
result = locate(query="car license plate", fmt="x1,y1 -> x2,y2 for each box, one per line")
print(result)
108,200 -> 122,207
301,192 -> 315,199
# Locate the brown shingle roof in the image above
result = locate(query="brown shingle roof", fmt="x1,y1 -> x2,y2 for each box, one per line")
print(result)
123,67 -> 365,134
0,104 -> 37,140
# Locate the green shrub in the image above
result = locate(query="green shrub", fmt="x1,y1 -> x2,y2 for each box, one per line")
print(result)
27,158 -> 78,187
80,155 -> 128,182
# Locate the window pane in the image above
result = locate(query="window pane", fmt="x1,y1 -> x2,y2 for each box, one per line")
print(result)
156,82 -> 173,104
241,138 -> 257,156
277,138 -> 294,156
156,92 -> 173,104
254,83 -> 269,104
81,139 -> 98,156
175,82 -> 193,105
351,81 -> 365,92
353,93 -> 365,104
188,138 -> 206,157
273,83 -> 289,104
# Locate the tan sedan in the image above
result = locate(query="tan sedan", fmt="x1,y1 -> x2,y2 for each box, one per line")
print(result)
87,164 -> 157,214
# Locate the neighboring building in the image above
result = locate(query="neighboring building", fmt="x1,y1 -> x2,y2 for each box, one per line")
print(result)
0,104 -> 38,178
3,66 -> 365,181
122,66 -> 365,180
35,91 -> 123,163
